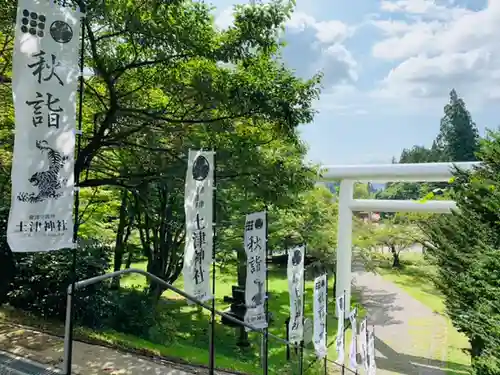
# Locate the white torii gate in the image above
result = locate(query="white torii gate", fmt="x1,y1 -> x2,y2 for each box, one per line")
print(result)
318,161 -> 481,311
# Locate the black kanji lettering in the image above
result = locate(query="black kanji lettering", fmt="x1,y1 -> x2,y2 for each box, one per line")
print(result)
28,51 -> 63,86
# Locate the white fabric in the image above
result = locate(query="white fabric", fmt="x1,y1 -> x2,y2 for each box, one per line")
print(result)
244,211 -> 267,330
368,331 -> 377,375
360,318 -> 369,371
335,295 -> 345,364
8,0 -> 82,252
348,308 -> 358,370
182,150 -> 214,303
313,274 -> 327,358
287,245 -> 305,344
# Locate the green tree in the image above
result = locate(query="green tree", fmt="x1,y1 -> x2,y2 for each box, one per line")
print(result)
436,89 -> 479,162
422,131 -> 500,374
354,219 -> 419,268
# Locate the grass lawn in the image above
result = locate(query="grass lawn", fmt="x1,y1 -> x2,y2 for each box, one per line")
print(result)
119,262 -> 364,375
375,252 -> 471,375
1,262 -> 364,375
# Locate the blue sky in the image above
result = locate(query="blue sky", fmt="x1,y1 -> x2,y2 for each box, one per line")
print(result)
212,0 -> 498,165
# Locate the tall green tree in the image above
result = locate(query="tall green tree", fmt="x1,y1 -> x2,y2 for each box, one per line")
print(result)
422,131 -> 500,374
436,89 -> 479,162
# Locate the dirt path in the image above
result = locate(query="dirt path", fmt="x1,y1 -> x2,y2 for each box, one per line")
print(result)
0,322 -> 232,375
352,264 -> 449,375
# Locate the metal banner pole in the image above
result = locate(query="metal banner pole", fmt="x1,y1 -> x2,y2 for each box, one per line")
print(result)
341,290 -> 346,375
324,274 -> 328,375
263,208 -> 269,375
299,244 -> 306,375
64,4 -> 85,374
208,150 -> 217,375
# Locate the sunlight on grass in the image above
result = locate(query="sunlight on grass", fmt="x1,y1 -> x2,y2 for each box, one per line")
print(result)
110,262 -> 363,374
1,263 -> 364,375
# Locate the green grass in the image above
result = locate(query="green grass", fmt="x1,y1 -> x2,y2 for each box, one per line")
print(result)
2,263 -> 364,375
117,262 -> 364,375
375,252 -> 471,375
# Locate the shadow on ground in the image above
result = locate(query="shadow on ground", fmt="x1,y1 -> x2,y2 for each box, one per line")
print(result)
374,337 -> 470,375
351,283 -> 404,327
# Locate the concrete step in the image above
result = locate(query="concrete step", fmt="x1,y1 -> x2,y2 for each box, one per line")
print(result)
0,351 -> 59,375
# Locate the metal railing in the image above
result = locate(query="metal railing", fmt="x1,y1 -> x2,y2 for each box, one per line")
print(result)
63,268 -> 357,375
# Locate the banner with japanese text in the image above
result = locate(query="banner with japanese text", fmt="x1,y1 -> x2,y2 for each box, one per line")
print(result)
313,274 -> 327,358
335,294 -> 345,363
288,245 -> 305,344
8,0 -> 82,252
348,307 -> 358,370
244,211 -> 267,330
183,150 -> 214,303
368,330 -> 377,375
360,318 -> 369,372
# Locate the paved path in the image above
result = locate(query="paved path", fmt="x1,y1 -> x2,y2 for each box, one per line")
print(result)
0,322 -> 232,375
352,264 -> 449,375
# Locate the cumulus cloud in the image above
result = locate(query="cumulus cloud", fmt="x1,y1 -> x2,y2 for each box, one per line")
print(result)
282,11 -> 358,88
371,0 -> 500,105
214,6 -> 358,89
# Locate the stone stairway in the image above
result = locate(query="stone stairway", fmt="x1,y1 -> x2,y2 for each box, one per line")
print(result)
0,350 -> 59,375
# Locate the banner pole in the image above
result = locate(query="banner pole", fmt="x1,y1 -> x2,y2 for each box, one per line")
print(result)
324,274 -> 328,375
341,290 -> 346,375
299,243 -> 306,375
66,5 -> 85,375
208,149 -> 217,375
263,208 -> 269,375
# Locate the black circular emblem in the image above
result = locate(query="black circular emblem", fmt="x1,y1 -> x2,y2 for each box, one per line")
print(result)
255,218 -> 264,230
291,249 -> 302,266
192,156 -> 210,181
50,20 -> 73,43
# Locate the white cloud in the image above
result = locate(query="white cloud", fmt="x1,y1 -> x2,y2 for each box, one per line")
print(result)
283,12 -> 358,88
215,7 -> 234,29
371,0 -> 500,105
214,7 -> 358,88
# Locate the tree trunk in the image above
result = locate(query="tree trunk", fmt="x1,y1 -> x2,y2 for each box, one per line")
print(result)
333,270 -> 337,297
236,245 -> 249,345
237,246 -> 246,288
470,335 -> 484,359
125,248 -> 133,269
112,189 -> 128,289
391,246 -> 401,268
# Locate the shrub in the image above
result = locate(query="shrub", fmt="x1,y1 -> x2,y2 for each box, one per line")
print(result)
0,207 -> 15,304
7,238 -> 111,326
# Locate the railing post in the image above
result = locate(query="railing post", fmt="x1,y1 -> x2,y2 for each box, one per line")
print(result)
63,287 -> 73,375
336,179 -> 354,314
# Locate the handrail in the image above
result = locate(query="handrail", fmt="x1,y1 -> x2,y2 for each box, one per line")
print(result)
63,268 -> 356,375
69,268 -> 270,333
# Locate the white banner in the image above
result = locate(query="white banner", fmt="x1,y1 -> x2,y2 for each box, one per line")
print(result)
288,245 -> 305,344
8,0 -> 82,252
335,294 -> 345,364
183,150 -> 214,303
244,211 -> 267,330
368,330 -> 377,375
360,318 -> 368,371
348,308 -> 358,370
313,274 -> 327,358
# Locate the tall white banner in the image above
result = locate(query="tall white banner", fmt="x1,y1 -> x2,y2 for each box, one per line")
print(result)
183,150 -> 214,303
8,0 -> 82,252
288,245 -> 305,344
368,330 -> 377,375
313,274 -> 327,358
360,318 -> 368,372
348,308 -> 358,370
335,294 -> 345,364
244,211 -> 267,330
